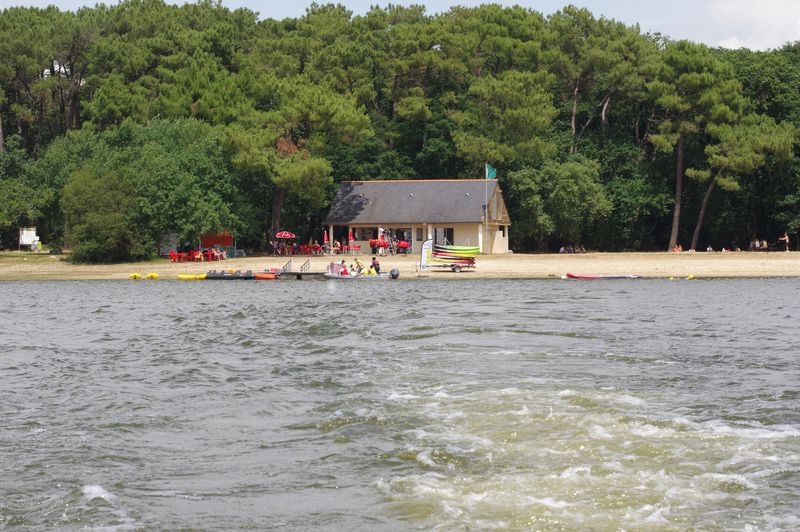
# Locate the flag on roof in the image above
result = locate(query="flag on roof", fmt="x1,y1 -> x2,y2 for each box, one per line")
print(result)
485,163 -> 497,180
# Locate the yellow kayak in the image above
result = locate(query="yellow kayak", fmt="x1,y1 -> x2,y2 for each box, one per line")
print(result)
178,273 -> 206,280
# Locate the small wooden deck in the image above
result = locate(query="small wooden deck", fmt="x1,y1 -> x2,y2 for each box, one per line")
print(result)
280,258 -> 328,280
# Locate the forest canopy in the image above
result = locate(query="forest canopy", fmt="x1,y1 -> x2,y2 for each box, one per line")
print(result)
0,1 -> 798,260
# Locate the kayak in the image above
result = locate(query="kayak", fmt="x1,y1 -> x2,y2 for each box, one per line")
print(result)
433,247 -> 479,258
205,270 -> 256,280
254,272 -> 279,280
130,272 -> 160,280
433,253 -> 475,260
178,273 -> 206,280
566,273 -> 640,279
431,257 -> 475,266
434,245 -> 480,253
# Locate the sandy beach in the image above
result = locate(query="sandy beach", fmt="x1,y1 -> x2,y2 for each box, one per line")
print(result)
1,250 -> 799,280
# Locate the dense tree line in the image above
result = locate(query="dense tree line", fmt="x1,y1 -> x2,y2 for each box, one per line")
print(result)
0,1 -> 797,261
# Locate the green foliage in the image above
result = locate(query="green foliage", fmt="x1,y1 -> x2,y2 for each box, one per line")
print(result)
62,167 -> 145,262
649,41 -> 746,148
450,70 -> 557,167
59,118 -> 239,261
507,155 -> 612,247
693,114 -> 796,191
0,135 -> 45,246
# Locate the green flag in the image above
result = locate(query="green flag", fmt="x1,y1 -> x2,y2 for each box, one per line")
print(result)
485,163 -> 497,180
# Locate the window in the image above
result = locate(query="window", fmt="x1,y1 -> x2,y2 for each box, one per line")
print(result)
501,226 -> 507,237
416,228 -> 423,241
434,227 -> 454,245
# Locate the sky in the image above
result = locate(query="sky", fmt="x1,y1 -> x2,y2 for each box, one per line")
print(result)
1,0 -> 798,51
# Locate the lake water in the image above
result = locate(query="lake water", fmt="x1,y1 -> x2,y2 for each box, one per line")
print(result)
1,278 -> 799,530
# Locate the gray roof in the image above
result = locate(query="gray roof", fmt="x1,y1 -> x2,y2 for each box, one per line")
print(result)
325,180 -> 501,225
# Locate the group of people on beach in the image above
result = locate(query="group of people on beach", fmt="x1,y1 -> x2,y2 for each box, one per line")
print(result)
671,231 -> 792,253
558,245 -> 586,254
337,257 -> 381,276
748,238 -> 771,251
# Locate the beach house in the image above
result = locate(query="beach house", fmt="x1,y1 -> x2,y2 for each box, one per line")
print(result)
324,180 -> 512,254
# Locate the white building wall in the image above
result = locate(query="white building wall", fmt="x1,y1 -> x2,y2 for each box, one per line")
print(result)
343,222 -> 509,254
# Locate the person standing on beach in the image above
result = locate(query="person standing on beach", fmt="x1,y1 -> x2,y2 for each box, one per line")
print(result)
779,232 -> 790,252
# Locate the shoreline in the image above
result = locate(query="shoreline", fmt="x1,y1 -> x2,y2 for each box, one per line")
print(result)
1,251 -> 799,281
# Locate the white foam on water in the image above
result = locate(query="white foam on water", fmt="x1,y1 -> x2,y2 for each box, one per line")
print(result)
527,497 -> 571,509
672,416 -> 699,429
25,427 -> 47,438
487,350 -> 521,356
441,500 -> 464,518
701,420 -> 800,440
698,472 -> 760,491
625,504 -> 671,526
387,392 -> 419,400
601,460 -> 626,473
82,484 -> 116,501
614,394 -> 645,406
759,511 -> 800,531
748,465 -> 800,479
628,421 -> 675,438
588,424 -> 613,440
407,428 -> 494,450
377,381 -> 799,530
410,476 -> 457,499
558,466 -> 592,479
416,448 -> 437,468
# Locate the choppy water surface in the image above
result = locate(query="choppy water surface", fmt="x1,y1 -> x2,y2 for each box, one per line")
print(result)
1,278 -> 799,530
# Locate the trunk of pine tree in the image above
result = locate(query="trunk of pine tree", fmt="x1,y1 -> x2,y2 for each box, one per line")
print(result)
690,178 -> 717,251
34,96 -> 44,154
66,68 -> 85,130
668,133 -> 685,250
0,109 -> 4,152
570,82 -> 579,154
601,94 -> 611,134
270,187 -> 286,245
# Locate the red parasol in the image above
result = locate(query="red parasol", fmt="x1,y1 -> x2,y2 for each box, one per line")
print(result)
323,230 -> 329,244
348,229 -> 354,242
275,231 -> 296,239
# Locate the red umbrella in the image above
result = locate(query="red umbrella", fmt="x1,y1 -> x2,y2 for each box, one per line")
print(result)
323,230 -> 329,244
275,231 -> 296,239
348,229 -> 354,242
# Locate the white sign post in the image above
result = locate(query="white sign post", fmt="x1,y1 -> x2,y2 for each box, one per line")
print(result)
19,227 -> 37,250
